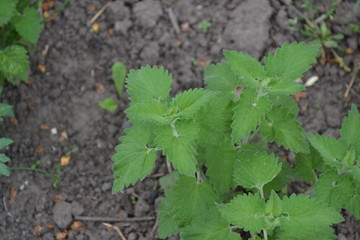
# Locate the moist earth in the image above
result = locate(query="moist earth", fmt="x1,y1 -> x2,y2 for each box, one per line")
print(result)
0,0 -> 359,239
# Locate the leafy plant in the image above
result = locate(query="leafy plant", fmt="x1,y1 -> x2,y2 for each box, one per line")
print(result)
99,61 -> 127,111
0,0 -> 42,86
197,20 -> 212,33
111,42 -> 348,239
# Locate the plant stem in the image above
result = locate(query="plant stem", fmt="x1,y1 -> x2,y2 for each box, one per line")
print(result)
258,186 -> 268,240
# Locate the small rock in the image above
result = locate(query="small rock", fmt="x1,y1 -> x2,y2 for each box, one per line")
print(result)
347,37 -> 358,51
53,201 -> 73,229
71,201 -> 85,216
101,182 -> 112,192
140,42 -> 159,65
134,198 -> 151,217
128,232 -> 137,240
133,0 -> 163,28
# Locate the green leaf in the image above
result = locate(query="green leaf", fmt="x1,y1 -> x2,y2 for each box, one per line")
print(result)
0,138 -> 13,149
112,127 -> 157,193
265,79 -> 305,95
158,177 -> 218,238
340,105 -> 360,155
0,154 -> 11,176
307,134 -> 347,168
126,102 -> 169,125
204,62 -> 240,99
279,194 -> 343,240
159,170 -> 180,190
347,187 -> 360,219
195,95 -> 232,145
182,208 -> 240,240
126,65 -> 172,105
172,88 -> 217,119
112,61 -> 126,97
263,161 -> 296,193
234,151 -> 282,190
264,42 -> 320,82
314,170 -> 354,210
14,7 -> 42,44
205,140 -> 236,197
266,191 -> 282,218
231,88 -> 270,143
295,146 -> 323,182
155,121 -> 199,176
218,193 -> 266,234
0,45 -> 29,78
269,94 -> 299,117
224,50 -> 266,89
0,0 -> 16,26
99,98 -> 118,111
260,107 -> 309,153
0,103 -> 14,120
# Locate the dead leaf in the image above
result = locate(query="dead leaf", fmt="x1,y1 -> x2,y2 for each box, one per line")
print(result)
108,28 -> 115,36
95,82 -> 106,94
174,39 -> 182,46
56,230 -> 68,240
71,221 -> 84,233
198,60 -> 210,67
52,195 -> 65,203
9,186 -> 18,203
58,130 -> 68,142
42,1 -> 54,11
33,145 -> 43,154
60,156 -> 71,166
46,224 -> 55,229
292,91 -> 306,102
346,48 -> 354,54
38,65 -> 46,73
87,4 -> 97,11
33,225 -> 43,237
90,196 -> 98,201
27,101 -> 36,111
10,118 -> 19,126
92,23 -> 100,32
40,124 -> 50,130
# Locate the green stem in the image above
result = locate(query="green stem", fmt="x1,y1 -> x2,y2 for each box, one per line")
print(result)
40,0 -> 72,24
258,186 -> 268,240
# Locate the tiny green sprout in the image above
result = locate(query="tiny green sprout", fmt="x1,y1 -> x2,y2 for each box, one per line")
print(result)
99,98 -> 118,111
197,20 -> 212,33
191,57 -> 199,66
111,61 -> 127,98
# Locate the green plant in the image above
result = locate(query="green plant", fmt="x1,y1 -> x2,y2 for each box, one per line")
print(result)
111,42 -> 350,239
0,87 -> 13,176
99,61 -> 127,111
197,20 -> 212,33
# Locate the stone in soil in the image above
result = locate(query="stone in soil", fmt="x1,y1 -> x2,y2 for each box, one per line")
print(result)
53,201 -> 73,229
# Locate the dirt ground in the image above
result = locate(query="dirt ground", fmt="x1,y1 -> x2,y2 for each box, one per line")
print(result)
0,0 -> 360,239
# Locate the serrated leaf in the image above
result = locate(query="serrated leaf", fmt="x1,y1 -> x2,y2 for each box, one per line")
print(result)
172,88 -> 217,119
314,170 -> 354,210
112,127 -> 157,193
126,102 -> 169,125
263,161 -> 296,193
351,166 -> 360,183
340,105 -> 360,155
205,140 -> 236,197
224,50 -> 265,89
158,177 -> 218,238
266,191 -> 282,218
14,8 -> 41,44
264,78 -> 305,95
231,88 -> 270,143
279,194 -> 343,240
204,62 -> 240,99
264,42 -> 320,82
0,0 -> 16,26
159,170 -> 180,190
182,207 -> 240,240
295,146 -> 323,182
0,103 -> 14,120
234,151 -> 282,190
0,138 -> 13,149
307,134 -> 347,168
0,45 -> 29,78
155,121 -> 199,176
347,187 -> 360,219
269,94 -> 299,116
195,95 -> 232,145
218,193 -> 266,234
0,153 -> 10,176
99,98 -> 118,111
126,65 -> 172,105
260,107 -> 309,153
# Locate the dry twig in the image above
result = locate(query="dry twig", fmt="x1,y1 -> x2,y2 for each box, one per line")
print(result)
167,8 -> 181,34
344,63 -> 360,100
90,2 -> 111,24
103,223 -> 127,240
74,216 -> 155,222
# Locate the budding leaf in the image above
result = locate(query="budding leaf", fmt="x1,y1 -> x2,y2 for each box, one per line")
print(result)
234,151 -> 282,190
112,127 -> 157,193
224,50 -> 266,89
126,66 -> 172,105
155,121 -> 199,176
231,88 -> 270,143
218,193 -> 266,234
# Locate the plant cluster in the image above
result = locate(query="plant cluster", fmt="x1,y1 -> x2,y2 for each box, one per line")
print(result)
112,42 -> 359,239
0,87 -> 13,176
0,0 -> 42,86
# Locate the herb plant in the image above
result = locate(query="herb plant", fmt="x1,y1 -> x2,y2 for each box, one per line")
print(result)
112,42 -> 351,239
0,0 -> 42,86
0,87 -> 13,176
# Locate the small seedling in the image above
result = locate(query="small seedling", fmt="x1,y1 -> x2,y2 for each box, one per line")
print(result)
111,42 -> 353,239
197,20 -> 212,33
99,98 -> 118,111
